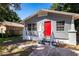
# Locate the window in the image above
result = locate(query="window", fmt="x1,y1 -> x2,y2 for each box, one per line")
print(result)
28,24 -> 31,31
27,23 -> 37,31
32,23 -> 37,31
56,21 -> 65,31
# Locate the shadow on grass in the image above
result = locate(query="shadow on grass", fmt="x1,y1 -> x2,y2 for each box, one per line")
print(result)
0,36 -> 22,44
1,47 -> 33,56
0,38 -> 34,56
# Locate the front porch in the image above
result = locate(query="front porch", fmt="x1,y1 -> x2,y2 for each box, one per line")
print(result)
22,9 -> 79,46
23,16 -> 79,46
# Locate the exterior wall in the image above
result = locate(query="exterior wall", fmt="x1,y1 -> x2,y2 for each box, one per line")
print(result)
25,13 -> 72,43
47,13 -> 72,40
6,26 -> 23,36
0,24 -> 23,36
0,25 -> 6,33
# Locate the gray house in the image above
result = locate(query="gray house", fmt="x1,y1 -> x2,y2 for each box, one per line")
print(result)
23,9 -> 79,45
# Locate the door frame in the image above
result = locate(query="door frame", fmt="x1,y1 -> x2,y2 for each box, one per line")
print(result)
44,20 -> 51,37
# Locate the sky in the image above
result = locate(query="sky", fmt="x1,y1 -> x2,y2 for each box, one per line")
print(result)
15,3 -> 52,20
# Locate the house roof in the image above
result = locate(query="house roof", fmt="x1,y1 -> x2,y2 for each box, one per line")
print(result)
25,9 -> 79,21
1,21 -> 24,27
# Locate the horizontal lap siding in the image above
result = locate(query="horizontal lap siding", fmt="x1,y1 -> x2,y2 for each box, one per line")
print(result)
47,13 -> 72,40
25,13 -> 72,40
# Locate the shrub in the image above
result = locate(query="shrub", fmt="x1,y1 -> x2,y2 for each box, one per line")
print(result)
0,33 -> 7,38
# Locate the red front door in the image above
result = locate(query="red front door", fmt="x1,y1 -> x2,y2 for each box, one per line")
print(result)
44,21 -> 51,37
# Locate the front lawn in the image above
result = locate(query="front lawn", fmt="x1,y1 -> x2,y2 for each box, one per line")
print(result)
0,36 -> 22,44
0,40 -> 37,56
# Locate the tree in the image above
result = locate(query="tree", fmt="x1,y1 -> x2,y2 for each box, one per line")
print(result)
50,3 -> 65,11
50,3 -> 79,31
50,3 -> 79,13
50,3 -> 59,10
62,3 -> 79,13
0,3 -> 21,22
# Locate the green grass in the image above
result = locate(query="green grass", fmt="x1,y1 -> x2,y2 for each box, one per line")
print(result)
0,36 -> 21,44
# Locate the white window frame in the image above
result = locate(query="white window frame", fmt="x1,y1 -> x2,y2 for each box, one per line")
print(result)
27,23 -> 37,31
56,20 -> 65,31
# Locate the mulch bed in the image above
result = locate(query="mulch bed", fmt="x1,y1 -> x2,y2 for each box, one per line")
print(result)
50,41 -> 79,51
63,44 -> 79,51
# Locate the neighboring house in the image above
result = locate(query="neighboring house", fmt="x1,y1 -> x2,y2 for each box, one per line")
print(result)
23,9 -> 79,45
0,21 -> 24,36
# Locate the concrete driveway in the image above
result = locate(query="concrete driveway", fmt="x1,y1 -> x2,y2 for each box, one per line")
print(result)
30,45 -> 78,56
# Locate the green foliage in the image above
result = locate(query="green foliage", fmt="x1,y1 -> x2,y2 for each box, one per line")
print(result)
0,33 -> 7,38
0,36 -> 21,44
50,3 -> 79,13
50,3 -> 64,11
50,3 -> 79,30
0,3 -> 21,22
50,3 -> 59,10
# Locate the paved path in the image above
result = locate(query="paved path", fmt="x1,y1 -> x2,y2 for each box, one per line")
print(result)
30,45 -> 78,56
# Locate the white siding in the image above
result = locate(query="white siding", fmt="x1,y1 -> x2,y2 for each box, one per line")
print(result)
0,25 -> 6,33
25,13 -> 72,41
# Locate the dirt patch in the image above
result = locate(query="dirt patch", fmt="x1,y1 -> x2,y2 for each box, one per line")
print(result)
0,40 -> 37,56
63,44 -> 79,51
